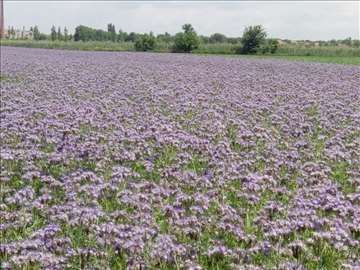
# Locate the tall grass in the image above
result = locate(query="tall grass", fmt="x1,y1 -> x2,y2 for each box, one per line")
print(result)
195,43 -> 237,54
0,40 -> 135,52
276,45 -> 360,57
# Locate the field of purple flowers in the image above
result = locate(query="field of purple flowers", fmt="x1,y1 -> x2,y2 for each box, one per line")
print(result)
0,46 -> 359,269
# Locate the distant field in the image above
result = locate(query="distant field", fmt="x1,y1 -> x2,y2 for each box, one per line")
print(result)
1,39 -> 359,65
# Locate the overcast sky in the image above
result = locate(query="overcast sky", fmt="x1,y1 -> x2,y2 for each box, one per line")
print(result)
3,1 -> 359,40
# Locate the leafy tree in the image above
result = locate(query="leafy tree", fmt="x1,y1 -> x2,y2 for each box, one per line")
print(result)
74,25 -> 95,41
227,37 -> 241,44
32,26 -> 41,40
157,32 -> 173,43
183,24 -> 194,33
199,35 -> 210,44
260,38 -> 279,54
134,32 -> 156,51
125,32 -> 138,42
57,27 -> 62,41
64,27 -> 68,41
38,33 -> 47,40
267,38 -> 279,53
173,24 -> 200,53
209,33 -> 227,43
51,25 -> 57,41
8,26 -> 15,39
107,23 -> 116,42
342,37 -> 352,46
74,25 -> 115,42
353,40 -> 360,48
117,30 -> 127,42
329,39 -> 337,46
239,25 -> 267,54
95,29 -> 109,41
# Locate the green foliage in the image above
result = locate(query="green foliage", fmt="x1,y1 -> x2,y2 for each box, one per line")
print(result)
134,33 -> 156,51
173,24 -> 200,53
125,32 -> 138,42
64,27 -> 69,41
260,38 -> 279,54
239,25 -> 267,54
57,27 -> 62,41
157,32 -> 173,43
276,45 -> 360,57
117,30 -> 127,42
74,25 -> 112,42
32,26 -> 41,40
107,23 -> 117,42
184,154 -> 208,175
209,33 -> 227,43
0,208 -> 45,243
50,25 -> 57,41
330,162 -> 355,193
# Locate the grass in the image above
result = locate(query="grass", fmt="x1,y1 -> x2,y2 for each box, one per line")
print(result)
0,39 -> 135,52
257,55 -> 360,65
0,73 -> 24,83
198,53 -> 360,65
1,39 -> 359,65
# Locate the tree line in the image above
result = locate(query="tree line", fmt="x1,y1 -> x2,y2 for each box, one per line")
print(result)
6,23 -> 360,55
64,23 -> 278,54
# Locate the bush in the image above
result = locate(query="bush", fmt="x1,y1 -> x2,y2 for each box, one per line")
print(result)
239,25 -> 267,54
260,39 -> 279,54
209,33 -> 227,43
134,33 -> 156,51
173,24 -> 200,53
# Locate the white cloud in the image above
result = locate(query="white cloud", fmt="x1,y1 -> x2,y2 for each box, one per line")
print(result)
3,1 -> 359,40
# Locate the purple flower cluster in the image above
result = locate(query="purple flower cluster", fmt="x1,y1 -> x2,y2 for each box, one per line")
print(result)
1,47 -> 359,269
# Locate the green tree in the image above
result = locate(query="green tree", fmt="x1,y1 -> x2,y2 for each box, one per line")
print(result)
157,32 -> 172,43
199,35 -> 210,44
107,23 -> 116,42
342,37 -> 352,46
64,27 -> 68,41
267,38 -> 279,54
74,25 -> 95,41
57,27 -> 62,41
209,33 -> 227,43
135,32 -> 156,51
260,38 -> 279,54
38,33 -> 47,40
125,32 -> 138,42
117,30 -> 127,42
353,40 -> 360,48
51,25 -> 57,41
239,25 -> 267,54
33,26 -> 40,40
173,24 -> 200,53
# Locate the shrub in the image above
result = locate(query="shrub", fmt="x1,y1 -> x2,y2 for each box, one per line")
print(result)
173,24 -> 200,53
239,25 -> 267,54
134,33 -> 156,51
209,33 -> 227,43
260,39 -> 279,54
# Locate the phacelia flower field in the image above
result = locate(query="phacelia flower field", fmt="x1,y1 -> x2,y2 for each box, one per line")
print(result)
0,47 -> 359,269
